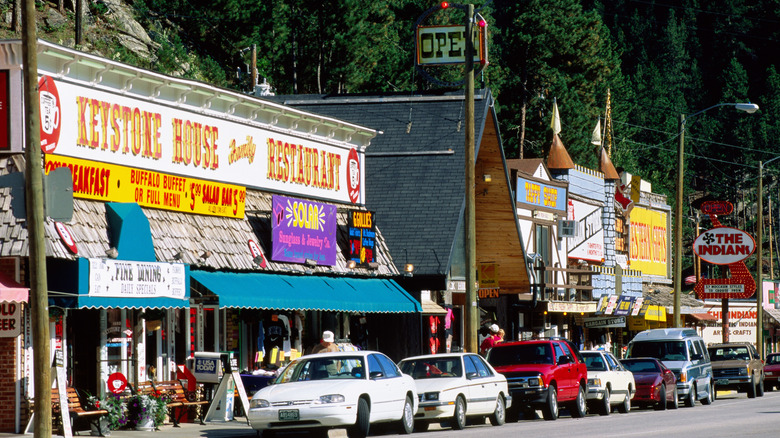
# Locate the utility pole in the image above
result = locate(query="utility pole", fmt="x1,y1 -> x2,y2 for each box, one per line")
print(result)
464,3 -> 478,354
251,44 -> 257,93
758,161 -> 765,358
22,0 -> 52,436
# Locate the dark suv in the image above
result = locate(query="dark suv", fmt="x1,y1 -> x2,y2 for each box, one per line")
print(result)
485,339 -> 588,421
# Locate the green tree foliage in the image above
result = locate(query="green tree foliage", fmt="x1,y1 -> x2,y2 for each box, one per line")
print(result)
490,0 -> 624,167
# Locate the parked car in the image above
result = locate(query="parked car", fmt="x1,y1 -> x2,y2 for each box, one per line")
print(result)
707,342 -> 765,398
580,350 -> 635,415
626,328 -> 714,407
247,351 -> 417,438
765,353 -> 780,391
398,352 -> 511,431
486,339 -> 588,421
620,357 -> 678,410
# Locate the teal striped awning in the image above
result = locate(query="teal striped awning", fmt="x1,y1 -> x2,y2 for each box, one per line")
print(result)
190,271 -> 421,313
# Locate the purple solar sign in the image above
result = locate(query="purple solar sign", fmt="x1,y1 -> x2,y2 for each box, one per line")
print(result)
272,195 -> 337,266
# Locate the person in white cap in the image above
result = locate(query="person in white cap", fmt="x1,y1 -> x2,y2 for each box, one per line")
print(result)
308,330 -> 339,355
480,324 -> 501,356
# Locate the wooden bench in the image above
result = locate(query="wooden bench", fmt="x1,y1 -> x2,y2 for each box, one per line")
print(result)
146,380 -> 208,426
53,387 -> 109,436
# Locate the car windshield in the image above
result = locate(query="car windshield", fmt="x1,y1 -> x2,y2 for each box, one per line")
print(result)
629,341 -> 686,362
768,355 -> 780,365
487,343 -> 553,367
582,353 -> 607,371
708,347 -> 750,361
275,356 -> 366,383
621,360 -> 660,373
399,357 -> 463,379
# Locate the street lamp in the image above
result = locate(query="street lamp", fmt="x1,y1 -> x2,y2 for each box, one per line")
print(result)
757,154 -> 780,358
673,102 -> 760,328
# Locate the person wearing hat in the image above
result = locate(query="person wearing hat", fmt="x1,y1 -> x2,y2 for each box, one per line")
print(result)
480,324 -> 501,356
308,330 -> 339,355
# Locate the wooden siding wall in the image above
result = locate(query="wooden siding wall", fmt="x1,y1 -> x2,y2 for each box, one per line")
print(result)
475,116 -> 531,295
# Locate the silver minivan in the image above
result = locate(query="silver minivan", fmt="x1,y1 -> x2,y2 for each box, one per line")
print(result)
626,328 -> 714,407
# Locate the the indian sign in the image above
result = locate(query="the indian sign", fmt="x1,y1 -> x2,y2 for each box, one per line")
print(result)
39,75 -> 363,205
272,195 -> 337,265
693,227 -> 755,265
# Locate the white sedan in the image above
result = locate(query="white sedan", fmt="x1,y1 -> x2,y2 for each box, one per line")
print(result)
580,350 -> 636,415
247,351 -> 417,438
398,352 -> 511,431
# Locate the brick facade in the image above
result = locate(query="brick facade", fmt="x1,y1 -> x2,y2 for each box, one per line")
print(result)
0,257 -> 23,432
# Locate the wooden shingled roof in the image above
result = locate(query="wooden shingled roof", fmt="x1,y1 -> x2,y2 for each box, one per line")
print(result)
0,155 -> 398,277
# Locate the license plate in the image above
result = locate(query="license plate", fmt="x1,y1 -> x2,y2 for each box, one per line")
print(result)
717,379 -> 729,385
278,409 -> 299,421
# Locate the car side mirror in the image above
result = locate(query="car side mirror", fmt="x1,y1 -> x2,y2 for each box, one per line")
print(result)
369,371 -> 384,379
557,355 -> 572,366
466,372 -> 479,380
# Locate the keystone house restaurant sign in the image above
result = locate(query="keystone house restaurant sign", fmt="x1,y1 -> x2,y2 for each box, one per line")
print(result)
37,75 -> 364,206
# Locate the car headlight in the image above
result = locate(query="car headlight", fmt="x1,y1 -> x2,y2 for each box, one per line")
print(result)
422,392 -> 439,401
316,394 -> 346,404
250,399 -> 270,409
528,375 -> 543,387
588,378 -> 602,387
739,368 -> 748,376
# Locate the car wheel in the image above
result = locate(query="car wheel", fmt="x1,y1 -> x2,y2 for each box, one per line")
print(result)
701,380 -> 713,405
747,378 -> 757,398
398,396 -> 414,434
670,385 -> 679,409
571,385 -> 587,418
600,387 -> 611,416
542,385 -> 559,421
655,384 -> 667,411
685,385 -> 696,407
617,390 -> 630,414
757,377 -> 765,397
347,397 -> 370,438
414,421 -> 429,432
452,396 -> 467,430
489,395 -> 506,426
258,430 -> 275,438
310,429 -> 329,438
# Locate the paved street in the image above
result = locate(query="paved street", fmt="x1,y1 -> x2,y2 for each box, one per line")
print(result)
7,390 -> 779,438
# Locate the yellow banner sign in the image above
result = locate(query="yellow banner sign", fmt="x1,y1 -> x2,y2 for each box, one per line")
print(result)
45,155 -> 246,218
629,206 -> 668,277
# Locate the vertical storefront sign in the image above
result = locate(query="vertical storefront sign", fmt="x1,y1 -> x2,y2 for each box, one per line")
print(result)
0,70 -> 8,151
271,195 -> 337,265
347,211 -> 376,265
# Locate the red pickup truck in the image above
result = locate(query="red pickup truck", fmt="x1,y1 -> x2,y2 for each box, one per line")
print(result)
486,339 -> 588,421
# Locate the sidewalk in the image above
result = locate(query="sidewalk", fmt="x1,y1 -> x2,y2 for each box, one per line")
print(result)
4,418 -> 350,437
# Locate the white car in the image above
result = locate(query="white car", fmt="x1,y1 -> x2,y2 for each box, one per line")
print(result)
580,350 -> 636,415
247,350 -> 417,438
398,352 -> 511,431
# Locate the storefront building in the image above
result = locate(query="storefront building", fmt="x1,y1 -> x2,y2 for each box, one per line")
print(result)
278,90 -> 533,350
0,39 -> 420,432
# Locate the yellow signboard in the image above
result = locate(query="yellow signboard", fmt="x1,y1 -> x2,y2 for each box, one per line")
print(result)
629,206 -> 668,277
45,155 -> 246,218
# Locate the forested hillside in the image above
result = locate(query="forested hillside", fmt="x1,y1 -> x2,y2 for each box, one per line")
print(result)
12,0 -> 780,261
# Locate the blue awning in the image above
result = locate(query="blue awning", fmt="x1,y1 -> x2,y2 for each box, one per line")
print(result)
190,271 -> 421,313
